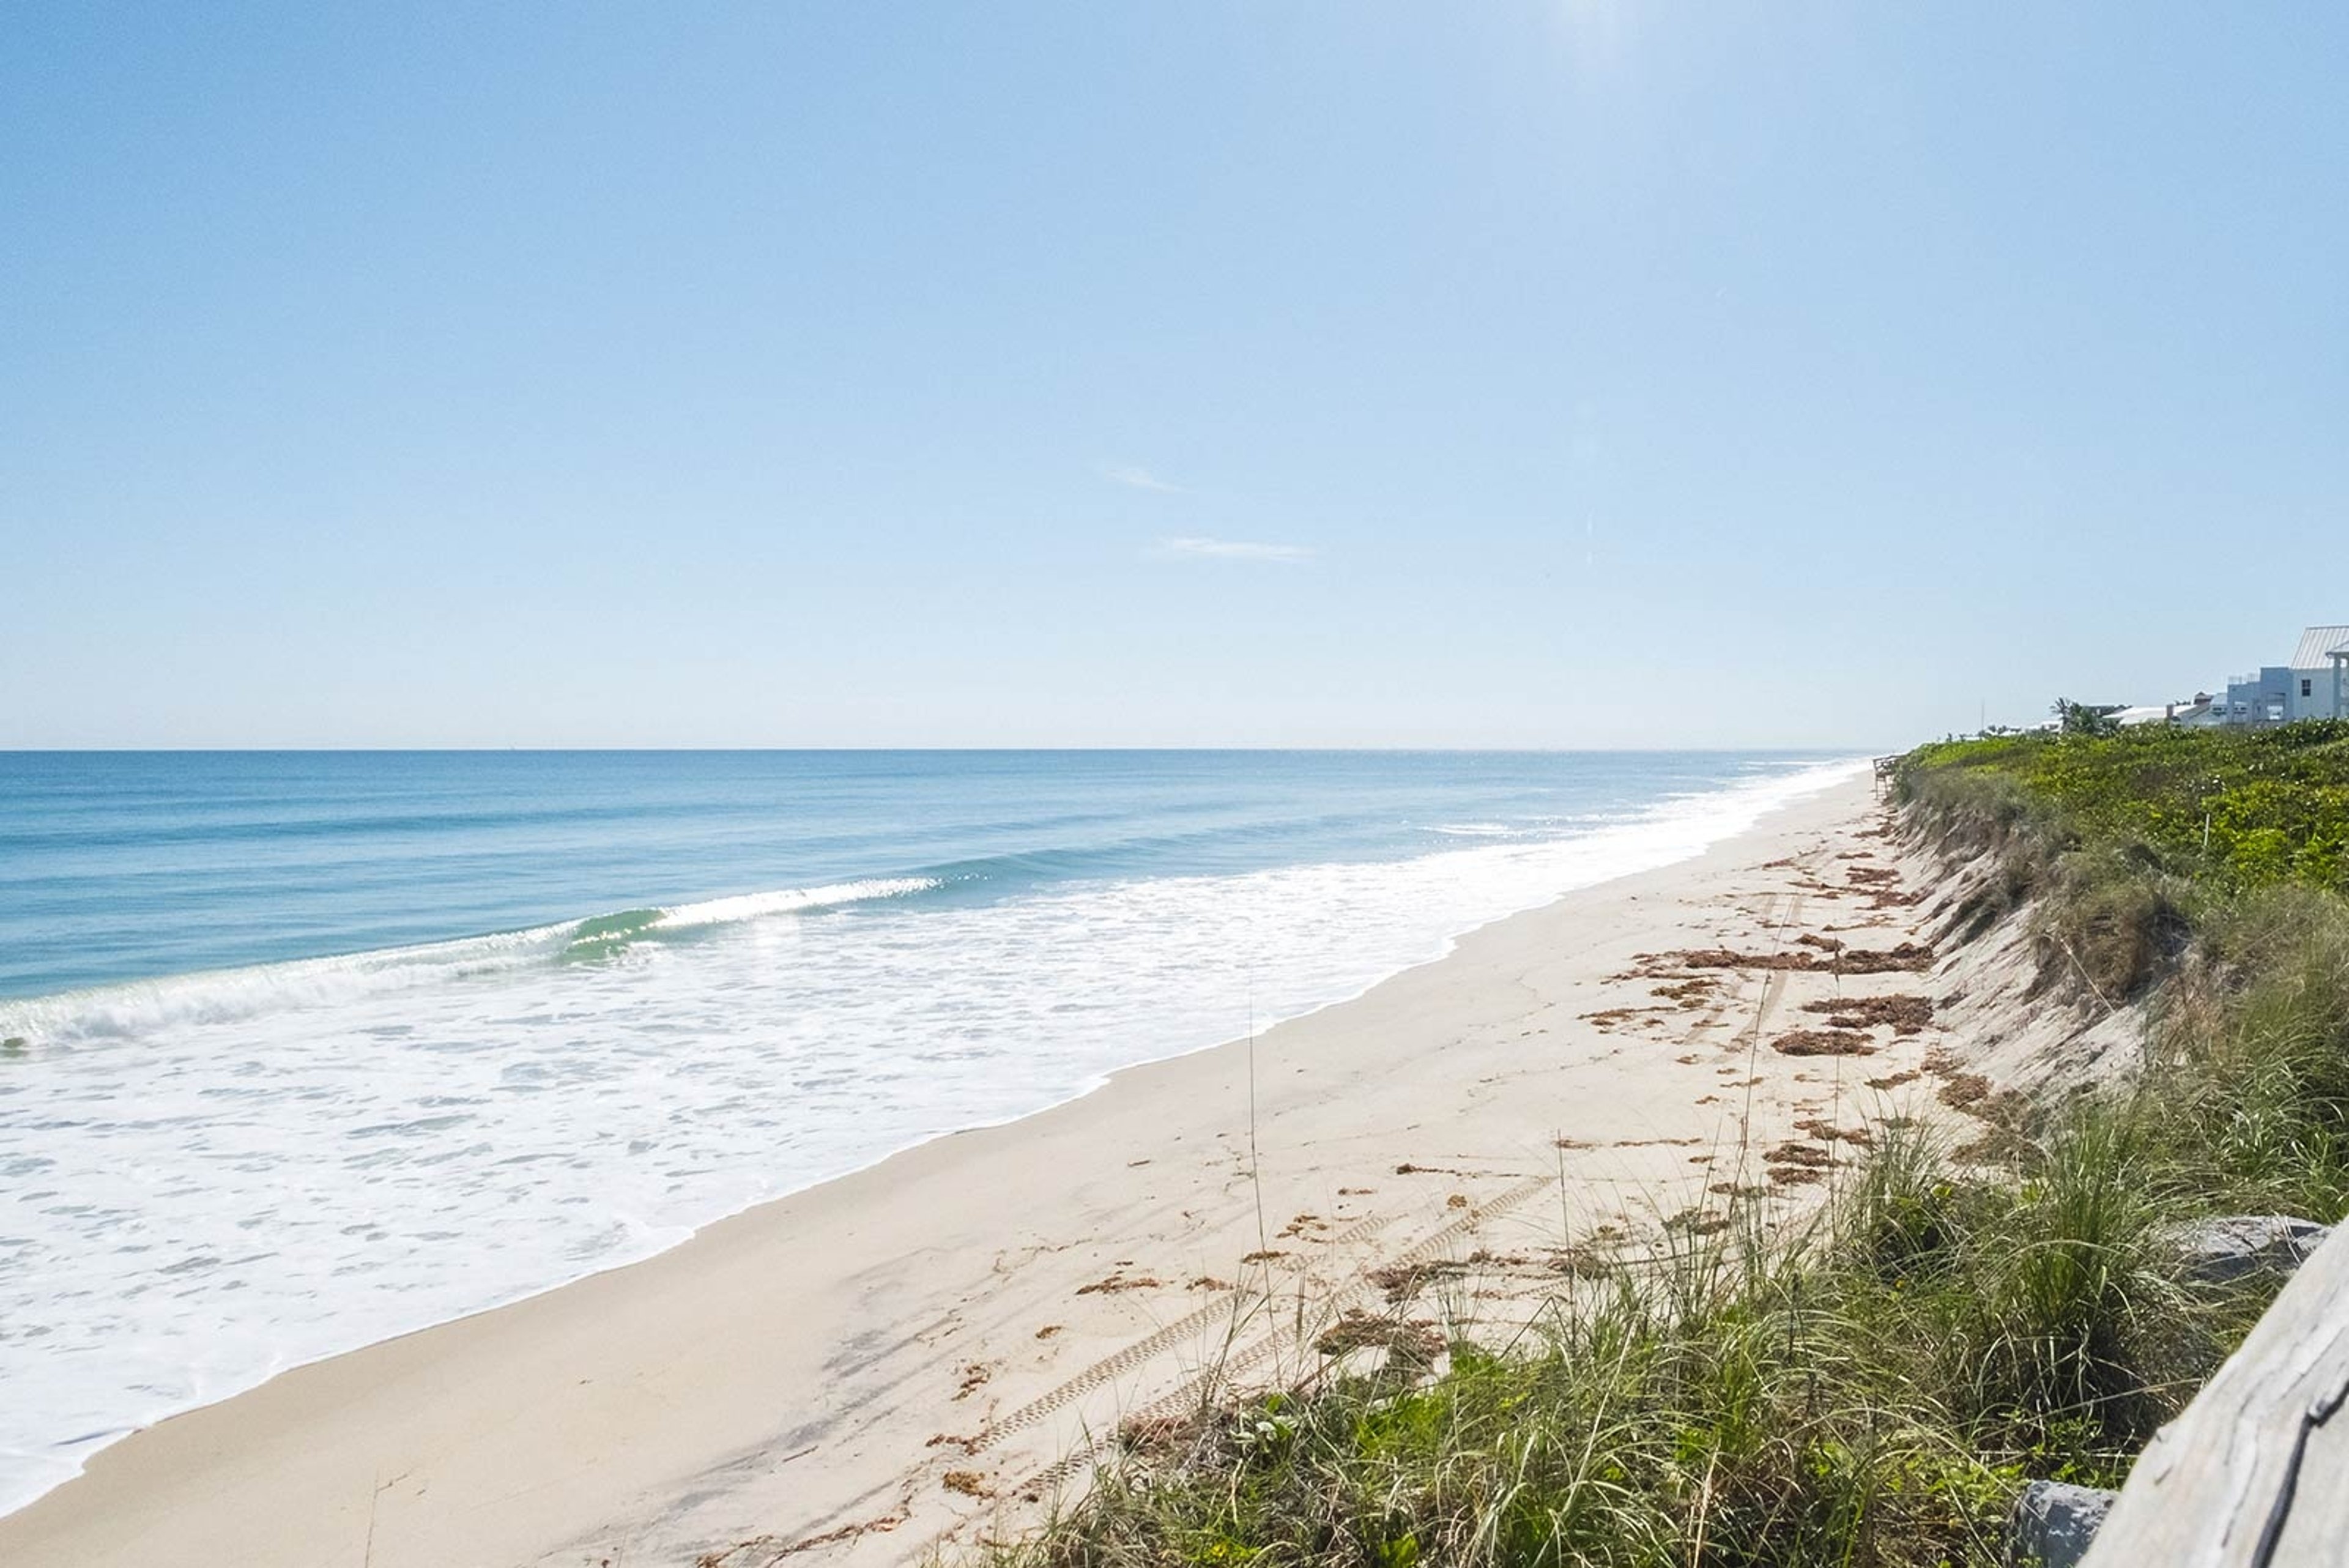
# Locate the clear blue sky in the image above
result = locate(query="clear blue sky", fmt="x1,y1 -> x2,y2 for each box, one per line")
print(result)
4,4 -> 2342,749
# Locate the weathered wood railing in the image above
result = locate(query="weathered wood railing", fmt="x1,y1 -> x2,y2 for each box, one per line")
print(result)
2080,1224 -> 2349,1565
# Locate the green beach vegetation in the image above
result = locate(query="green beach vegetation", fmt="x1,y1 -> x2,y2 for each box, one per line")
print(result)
1902,720 -> 2349,1221
1907,716 -> 2349,898
974,725 -> 2349,1567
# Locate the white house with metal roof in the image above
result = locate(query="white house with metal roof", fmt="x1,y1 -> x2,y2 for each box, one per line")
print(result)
2287,625 -> 2349,718
2219,625 -> 2349,725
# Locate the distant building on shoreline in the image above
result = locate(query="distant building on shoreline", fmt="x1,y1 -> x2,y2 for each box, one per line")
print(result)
2113,696 -> 2216,727
2217,625 -> 2349,726
2020,624 -> 2349,735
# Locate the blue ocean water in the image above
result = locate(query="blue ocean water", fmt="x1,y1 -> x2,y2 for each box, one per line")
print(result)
0,749 -> 1861,1514
11,750 -> 1827,999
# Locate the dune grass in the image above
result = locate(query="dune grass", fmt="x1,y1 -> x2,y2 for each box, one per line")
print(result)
978,1113 -> 2274,1568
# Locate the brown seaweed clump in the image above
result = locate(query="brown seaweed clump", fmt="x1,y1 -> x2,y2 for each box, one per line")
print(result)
1800,993 -> 1935,1036
1772,1028 -> 1878,1057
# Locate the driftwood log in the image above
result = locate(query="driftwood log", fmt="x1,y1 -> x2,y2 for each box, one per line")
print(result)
2080,1223 -> 2349,1565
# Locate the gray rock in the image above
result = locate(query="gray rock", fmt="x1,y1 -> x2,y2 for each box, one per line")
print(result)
2169,1215 -> 2331,1286
2008,1480 -> 2117,1568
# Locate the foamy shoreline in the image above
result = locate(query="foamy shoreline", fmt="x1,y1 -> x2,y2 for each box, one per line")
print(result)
0,764 -> 1891,1568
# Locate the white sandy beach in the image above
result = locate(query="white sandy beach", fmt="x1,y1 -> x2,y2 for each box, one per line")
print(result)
1,771 -> 1995,1568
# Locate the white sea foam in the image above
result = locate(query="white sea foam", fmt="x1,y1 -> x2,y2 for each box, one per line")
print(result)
0,759 -> 1864,1515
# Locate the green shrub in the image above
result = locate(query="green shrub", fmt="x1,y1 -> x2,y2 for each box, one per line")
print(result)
1947,1112 -> 2177,1463
1899,724 -> 2349,895
2030,849 -> 2186,1003
2138,885 -> 2349,1217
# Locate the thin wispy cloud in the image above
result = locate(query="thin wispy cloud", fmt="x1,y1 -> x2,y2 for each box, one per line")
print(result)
1151,535 -> 1315,565
1100,463 -> 1187,494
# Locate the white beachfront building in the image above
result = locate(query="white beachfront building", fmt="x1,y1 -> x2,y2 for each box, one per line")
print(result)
2113,698 -> 2216,727
2217,625 -> 2349,726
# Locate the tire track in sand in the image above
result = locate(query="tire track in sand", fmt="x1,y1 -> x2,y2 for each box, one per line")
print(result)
993,1173 -> 1555,1499
967,1206 -> 1401,1452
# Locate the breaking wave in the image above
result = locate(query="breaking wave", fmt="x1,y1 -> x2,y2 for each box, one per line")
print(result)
0,877 -> 940,1049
